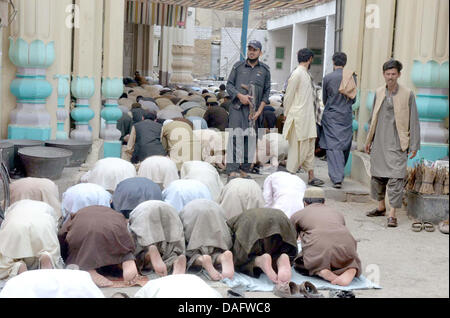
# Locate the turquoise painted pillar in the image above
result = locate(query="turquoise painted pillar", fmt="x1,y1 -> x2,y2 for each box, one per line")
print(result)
70,76 -> 95,141
7,38 -> 54,140
410,60 -> 449,166
240,0 -> 250,61
364,90 -> 375,133
101,77 -> 124,158
54,75 -> 70,140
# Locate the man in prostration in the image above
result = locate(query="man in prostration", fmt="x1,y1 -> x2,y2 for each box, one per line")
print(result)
320,52 -> 357,188
226,40 -> 271,180
283,48 -> 324,186
125,112 -> 167,164
203,97 -> 229,132
365,59 -> 420,228
290,187 -> 362,286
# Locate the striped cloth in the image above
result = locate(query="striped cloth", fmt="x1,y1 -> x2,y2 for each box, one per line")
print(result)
126,0 -> 188,27
138,0 -> 326,11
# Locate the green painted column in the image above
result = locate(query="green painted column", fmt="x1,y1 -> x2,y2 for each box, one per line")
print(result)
410,60 -> 449,165
70,76 -> 95,141
7,38 -> 55,140
54,75 -> 70,140
101,77 -> 123,158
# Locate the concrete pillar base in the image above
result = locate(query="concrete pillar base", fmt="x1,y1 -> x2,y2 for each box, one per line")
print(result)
8,125 -> 51,141
103,141 -> 122,158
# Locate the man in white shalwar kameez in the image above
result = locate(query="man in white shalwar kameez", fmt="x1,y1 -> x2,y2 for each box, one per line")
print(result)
283,48 -> 324,187
0,200 -> 64,280
263,171 -> 307,219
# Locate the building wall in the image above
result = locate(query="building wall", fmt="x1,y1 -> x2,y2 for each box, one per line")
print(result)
219,27 -> 269,79
307,22 -> 326,84
267,27 -> 293,91
193,39 -> 212,79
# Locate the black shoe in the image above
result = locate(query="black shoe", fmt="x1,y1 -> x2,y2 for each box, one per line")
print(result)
333,183 -> 342,189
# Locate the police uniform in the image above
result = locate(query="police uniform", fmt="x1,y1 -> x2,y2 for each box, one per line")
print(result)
225,50 -> 271,174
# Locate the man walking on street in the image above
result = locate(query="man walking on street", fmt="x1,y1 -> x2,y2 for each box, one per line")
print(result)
283,48 -> 324,186
320,52 -> 357,188
365,59 -> 420,228
226,40 -> 271,180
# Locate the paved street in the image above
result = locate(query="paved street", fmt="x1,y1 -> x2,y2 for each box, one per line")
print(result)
53,156 -> 449,298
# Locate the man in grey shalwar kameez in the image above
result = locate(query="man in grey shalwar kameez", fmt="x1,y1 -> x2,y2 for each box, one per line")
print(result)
365,60 -> 420,228
226,40 -> 271,180
320,53 -> 357,188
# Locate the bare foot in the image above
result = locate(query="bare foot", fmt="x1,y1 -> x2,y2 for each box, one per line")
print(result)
88,270 -> 113,287
217,250 -> 234,279
18,262 -> 27,275
318,269 -> 339,283
172,255 -> 187,275
254,254 -> 278,283
331,268 -> 357,287
122,260 -> 138,284
39,254 -> 53,270
199,255 -> 222,281
276,254 -> 292,284
148,245 -> 168,277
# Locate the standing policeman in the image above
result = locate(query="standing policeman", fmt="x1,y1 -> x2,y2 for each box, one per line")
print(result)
226,40 -> 271,180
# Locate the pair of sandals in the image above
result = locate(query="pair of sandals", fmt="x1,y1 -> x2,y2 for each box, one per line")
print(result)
412,221 -> 435,232
273,281 -> 323,298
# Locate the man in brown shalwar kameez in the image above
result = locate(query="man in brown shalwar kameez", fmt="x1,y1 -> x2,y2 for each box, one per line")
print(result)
290,187 -> 362,287
58,206 -> 138,287
365,59 -> 420,228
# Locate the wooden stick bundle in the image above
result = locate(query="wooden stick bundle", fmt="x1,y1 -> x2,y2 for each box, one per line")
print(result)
434,168 -> 446,195
413,164 -> 423,193
419,165 -> 437,194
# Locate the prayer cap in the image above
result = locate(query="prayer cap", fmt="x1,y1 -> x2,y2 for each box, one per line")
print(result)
304,187 -> 325,199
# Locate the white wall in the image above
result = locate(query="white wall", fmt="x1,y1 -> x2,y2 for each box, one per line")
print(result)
268,27 -> 293,90
219,27 -> 269,79
307,22 -> 326,84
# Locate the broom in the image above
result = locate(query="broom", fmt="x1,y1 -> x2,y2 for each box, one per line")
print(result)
444,169 -> 449,195
419,165 -> 437,195
406,167 -> 416,191
413,164 -> 423,193
434,168 -> 446,195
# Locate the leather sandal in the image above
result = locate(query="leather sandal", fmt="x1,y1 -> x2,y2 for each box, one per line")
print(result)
366,208 -> 386,217
387,217 -> 398,228
298,281 -> 324,298
411,222 -> 423,232
423,222 -> 435,232
273,282 -> 305,298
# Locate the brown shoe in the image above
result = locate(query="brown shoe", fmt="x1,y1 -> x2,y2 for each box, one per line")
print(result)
366,208 -> 386,217
273,282 -> 305,298
387,217 -> 398,228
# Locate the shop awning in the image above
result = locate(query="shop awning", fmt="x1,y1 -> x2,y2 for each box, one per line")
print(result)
148,0 -> 327,11
126,0 -> 329,26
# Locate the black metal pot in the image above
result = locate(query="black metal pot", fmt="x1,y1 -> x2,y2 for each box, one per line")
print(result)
0,141 -> 14,173
18,146 -> 73,180
3,139 -> 45,177
45,139 -> 92,167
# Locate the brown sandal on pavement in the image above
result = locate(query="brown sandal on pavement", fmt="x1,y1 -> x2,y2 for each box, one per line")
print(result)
387,217 -> 398,228
366,208 -> 386,217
